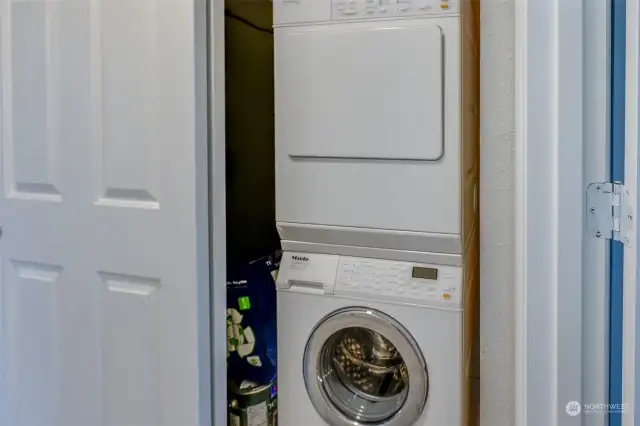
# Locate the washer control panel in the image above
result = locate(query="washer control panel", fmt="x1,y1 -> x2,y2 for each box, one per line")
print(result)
335,256 -> 463,308
332,0 -> 459,20
277,252 -> 463,309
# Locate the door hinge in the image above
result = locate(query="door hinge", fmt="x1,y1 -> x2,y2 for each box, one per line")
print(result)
586,181 -> 633,246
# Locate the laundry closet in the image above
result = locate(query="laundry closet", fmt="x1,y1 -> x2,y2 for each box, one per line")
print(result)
224,0 -> 480,425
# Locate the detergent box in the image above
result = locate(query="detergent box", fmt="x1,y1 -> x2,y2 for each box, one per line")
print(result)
226,251 -> 281,388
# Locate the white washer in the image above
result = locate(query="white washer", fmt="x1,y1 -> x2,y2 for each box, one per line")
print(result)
276,251 -> 477,426
274,0 -> 479,258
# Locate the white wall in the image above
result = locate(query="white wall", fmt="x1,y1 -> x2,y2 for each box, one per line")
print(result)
479,0 -> 516,425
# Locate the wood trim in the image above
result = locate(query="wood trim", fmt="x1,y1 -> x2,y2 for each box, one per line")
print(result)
461,0 -> 480,252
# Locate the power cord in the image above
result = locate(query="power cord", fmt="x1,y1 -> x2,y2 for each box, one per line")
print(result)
225,9 -> 273,34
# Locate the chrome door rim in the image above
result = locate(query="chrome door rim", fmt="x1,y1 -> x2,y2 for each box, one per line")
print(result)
303,307 -> 429,426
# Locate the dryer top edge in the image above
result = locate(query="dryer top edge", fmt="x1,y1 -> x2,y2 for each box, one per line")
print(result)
273,0 -> 460,27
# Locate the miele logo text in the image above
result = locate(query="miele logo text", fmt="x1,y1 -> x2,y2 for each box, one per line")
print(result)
292,256 -> 309,262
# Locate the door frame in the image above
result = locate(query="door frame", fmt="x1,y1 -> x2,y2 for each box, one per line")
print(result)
623,0 -> 639,422
584,1 -> 613,425
208,0 -> 227,424
515,0 -> 609,424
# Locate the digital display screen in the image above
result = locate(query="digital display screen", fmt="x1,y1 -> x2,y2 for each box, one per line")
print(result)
412,267 -> 438,280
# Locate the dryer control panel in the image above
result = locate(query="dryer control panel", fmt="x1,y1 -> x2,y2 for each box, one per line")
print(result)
332,0 -> 459,20
277,252 -> 464,309
273,0 -> 459,26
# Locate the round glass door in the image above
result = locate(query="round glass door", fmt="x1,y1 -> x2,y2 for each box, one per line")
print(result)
303,307 -> 429,426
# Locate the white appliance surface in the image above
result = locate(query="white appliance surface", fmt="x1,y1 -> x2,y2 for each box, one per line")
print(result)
281,24 -> 444,161
275,4 -> 463,241
276,251 -> 464,426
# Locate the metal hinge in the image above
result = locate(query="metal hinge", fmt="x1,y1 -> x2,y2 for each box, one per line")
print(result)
586,181 -> 633,246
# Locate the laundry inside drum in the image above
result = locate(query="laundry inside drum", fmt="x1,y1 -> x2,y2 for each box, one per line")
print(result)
315,325 -> 411,423
331,327 -> 408,400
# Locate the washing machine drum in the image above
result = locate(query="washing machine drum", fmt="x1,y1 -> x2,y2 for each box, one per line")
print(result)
304,308 -> 429,426
332,328 -> 408,400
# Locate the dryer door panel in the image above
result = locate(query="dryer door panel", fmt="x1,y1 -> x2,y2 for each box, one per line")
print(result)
276,24 -> 444,161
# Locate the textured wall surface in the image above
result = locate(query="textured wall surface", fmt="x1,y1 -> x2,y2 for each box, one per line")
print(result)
479,0 -> 515,425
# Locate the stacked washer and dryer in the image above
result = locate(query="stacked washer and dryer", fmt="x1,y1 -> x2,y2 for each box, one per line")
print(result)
272,0 -> 480,425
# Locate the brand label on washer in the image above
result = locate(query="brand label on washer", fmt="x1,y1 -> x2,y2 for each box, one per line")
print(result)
247,401 -> 268,426
289,255 -> 310,271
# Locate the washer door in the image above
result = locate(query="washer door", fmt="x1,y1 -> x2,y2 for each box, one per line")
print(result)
303,307 -> 429,426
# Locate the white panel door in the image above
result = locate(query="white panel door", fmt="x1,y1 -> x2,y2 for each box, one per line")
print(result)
0,0 -> 211,425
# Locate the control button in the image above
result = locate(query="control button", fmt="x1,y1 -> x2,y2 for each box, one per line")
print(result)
342,7 -> 358,14
398,6 -> 410,11
443,293 -> 451,300
440,3 -> 449,8
379,7 -> 388,12
365,7 -> 375,13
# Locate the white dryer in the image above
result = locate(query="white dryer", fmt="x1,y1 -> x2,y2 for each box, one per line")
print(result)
273,0 -> 480,259
275,250 -> 478,426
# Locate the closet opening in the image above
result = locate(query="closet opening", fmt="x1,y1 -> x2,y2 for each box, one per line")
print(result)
222,1 -> 481,425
